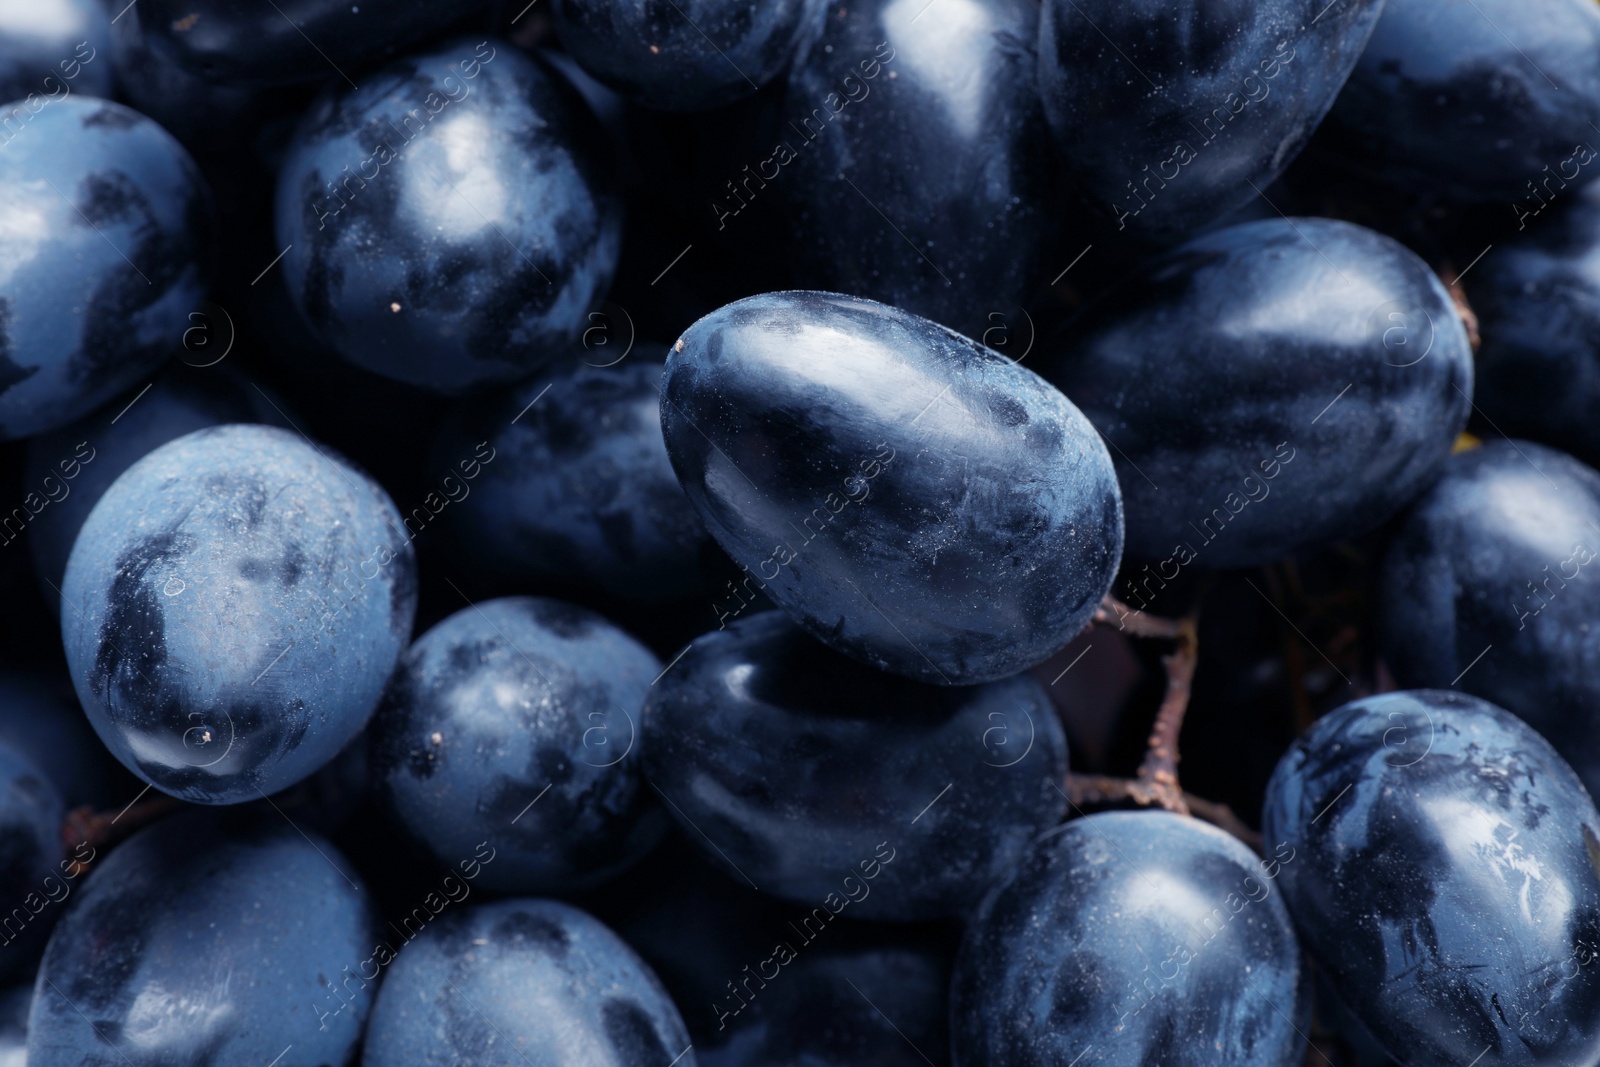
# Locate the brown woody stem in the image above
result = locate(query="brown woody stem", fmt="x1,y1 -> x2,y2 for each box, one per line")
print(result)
61,793 -> 183,875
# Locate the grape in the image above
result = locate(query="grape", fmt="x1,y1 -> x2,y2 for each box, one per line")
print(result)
950,810 -> 1307,1066
701,945 -> 950,1067
274,39 -> 622,393
550,0 -> 824,110
1042,216 -> 1471,567
23,368 -> 288,600
136,0 -> 493,87
26,808 -> 378,1066
1037,0 -> 1382,240
61,425 -> 417,804
361,898 -> 695,1067
1262,690 -> 1600,1066
776,0 -> 1053,337
0,670 -> 126,809
1466,185 -> 1600,468
1379,439 -> 1600,800
0,738 -> 63,979
660,291 -> 1123,684
0,984 -> 26,1066
430,358 -> 716,606
369,595 -> 665,894
0,0 -> 109,104
641,611 -> 1068,920
0,98 -> 209,441
1321,0 -> 1600,202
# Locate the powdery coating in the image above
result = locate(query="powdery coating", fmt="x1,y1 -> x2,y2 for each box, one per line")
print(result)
662,290 -> 1123,685
362,898 -> 695,1067
433,358 -> 714,604
642,611 -> 1068,920
1046,216 -> 1471,568
1467,185 -> 1600,468
370,596 -> 664,894
25,368 -> 288,599
1380,441 -> 1600,801
1322,0 -> 1600,203
951,810 -> 1305,1067
1262,690 -> 1600,1067
778,0 -> 1053,338
274,39 -> 622,394
0,740 -> 64,981
61,424 -> 418,804
0,0 -> 111,103
26,809 -> 378,1067
137,0 -> 492,86
0,97 -> 209,440
1038,0 -> 1382,240
552,0 -> 824,110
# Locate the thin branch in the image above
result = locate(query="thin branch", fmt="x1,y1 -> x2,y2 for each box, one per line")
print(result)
1093,593 -> 1187,639
61,794 -> 183,874
1439,261 -> 1481,352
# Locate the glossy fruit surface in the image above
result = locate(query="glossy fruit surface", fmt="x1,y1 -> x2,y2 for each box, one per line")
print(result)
1038,0 -> 1382,240
777,0 -> 1053,336
952,810 -> 1306,1066
1467,187 -> 1600,468
26,808 -> 377,1067
1323,0 -> 1600,202
551,0 -> 823,110
1379,440 -> 1600,799
0,0 -> 109,103
1263,690 -> 1600,1067
370,596 -> 664,894
136,0 -> 493,86
24,368 -> 287,600
275,39 -> 622,393
432,357 -> 714,605
661,291 -> 1123,685
61,425 -> 417,804
1044,217 -> 1471,567
361,897 -> 695,1067
0,97 -> 209,440
642,611 -> 1068,920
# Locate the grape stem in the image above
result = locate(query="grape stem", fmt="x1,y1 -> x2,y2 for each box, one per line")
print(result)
1072,595 -> 1263,851
1438,261 -> 1481,352
60,794 -> 183,875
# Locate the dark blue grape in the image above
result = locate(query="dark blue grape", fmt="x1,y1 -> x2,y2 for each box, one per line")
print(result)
1042,217 -> 1471,568
0,0 -> 108,104
775,0 -> 1054,337
275,39 -> 622,393
431,357 -> 715,606
1379,440 -> 1600,800
642,611 -> 1068,920
1262,690 -> 1600,1066
0,97 -> 210,440
370,596 -> 665,894
361,897 -> 694,1067
26,808 -> 378,1066
951,811 -> 1307,1066
109,8 -> 282,151
661,291 -> 1123,685
136,0 -> 492,87
23,367 -> 288,602
1321,0 -> 1600,202
0,983 -> 27,1062
1466,185 -> 1600,468
551,0 -> 823,110
61,424 -> 417,804
702,944 -> 950,1066
1037,0 -> 1382,240
0,670 -> 125,808
0,738 -> 63,980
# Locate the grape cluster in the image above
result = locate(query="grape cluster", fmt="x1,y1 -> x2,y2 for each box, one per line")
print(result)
0,0 -> 1597,1064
